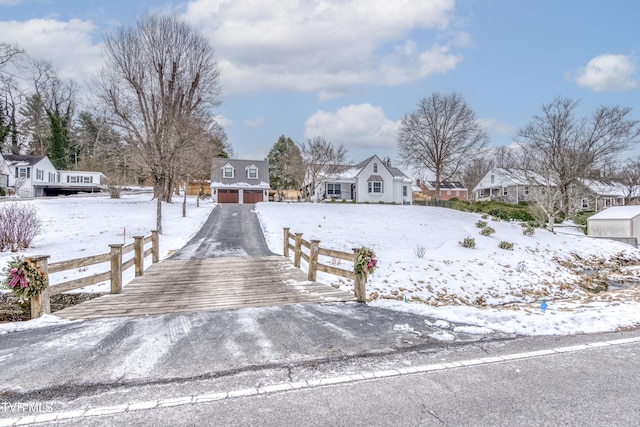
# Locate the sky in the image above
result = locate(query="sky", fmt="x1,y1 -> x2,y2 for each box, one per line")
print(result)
3,194 -> 640,337
1,0 -> 639,168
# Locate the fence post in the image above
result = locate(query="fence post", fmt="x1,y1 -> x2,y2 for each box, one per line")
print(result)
308,240 -> 320,281
294,233 -> 303,268
134,236 -> 144,277
283,228 -> 290,257
151,230 -> 159,264
110,244 -> 123,294
352,248 -> 366,303
27,255 -> 50,319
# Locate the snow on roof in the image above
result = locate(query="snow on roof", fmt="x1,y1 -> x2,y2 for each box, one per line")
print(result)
588,206 -> 640,220
581,179 -> 627,197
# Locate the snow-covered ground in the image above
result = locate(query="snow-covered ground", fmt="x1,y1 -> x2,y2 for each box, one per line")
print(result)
2,196 -> 640,336
255,203 -> 640,335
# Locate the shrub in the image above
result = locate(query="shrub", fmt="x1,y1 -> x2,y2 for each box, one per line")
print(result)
0,203 -> 41,251
475,220 -> 488,228
480,214 -> 488,219
106,183 -> 122,199
573,210 -> 595,226
480,226 -> 495,236
498,241 -> 514,250
414,245 -> 426,258
341,199 -> 347,204
459,237 -> 476,248
351,199 -> 357,204
522,225 -> 535,236
0,187 -> 5,196
378,201 -> 385,204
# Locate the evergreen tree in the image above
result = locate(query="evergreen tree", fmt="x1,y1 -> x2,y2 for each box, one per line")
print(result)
266,135 -> 304,190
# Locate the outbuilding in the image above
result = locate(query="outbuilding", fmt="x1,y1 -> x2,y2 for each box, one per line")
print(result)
587,206 -> 640,246
210,158 -> 270,204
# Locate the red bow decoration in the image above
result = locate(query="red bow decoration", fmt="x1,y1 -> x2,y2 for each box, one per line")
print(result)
8,267 -> 28,289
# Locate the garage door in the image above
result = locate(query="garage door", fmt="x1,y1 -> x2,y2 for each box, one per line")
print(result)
218,189 -> 239,203
243,190 -> 264,204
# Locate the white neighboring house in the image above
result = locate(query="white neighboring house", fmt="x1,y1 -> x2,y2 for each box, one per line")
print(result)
210,158 -> 270,204
1,154 -> 106,197
0,153 -> 9,190
303,155 -> 413,204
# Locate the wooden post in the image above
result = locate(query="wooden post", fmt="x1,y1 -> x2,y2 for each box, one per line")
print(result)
134,236 -> 144,277
27,255 -> 50,319
293,233 -> 303,268
283,228 -> 290,257
308,240 -> 320,281
353,248 -> 366,303
110,244 -> 123,294
151,230 -> 159,264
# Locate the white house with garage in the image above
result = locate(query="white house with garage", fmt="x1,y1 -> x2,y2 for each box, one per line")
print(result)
303,155 -> 413,204
210,158 -> 270,204
1,154 -> 107,197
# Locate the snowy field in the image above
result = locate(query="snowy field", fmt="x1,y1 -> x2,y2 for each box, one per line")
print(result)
2,196 -> 640,336
255,203 -> 640,336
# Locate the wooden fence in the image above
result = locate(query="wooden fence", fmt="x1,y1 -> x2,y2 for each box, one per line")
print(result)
25,231 -> 159,319
283,228 -> 366,302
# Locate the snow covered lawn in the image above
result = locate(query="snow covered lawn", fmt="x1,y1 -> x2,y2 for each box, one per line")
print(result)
3,196 -> 640,336
256,203 -> 640,335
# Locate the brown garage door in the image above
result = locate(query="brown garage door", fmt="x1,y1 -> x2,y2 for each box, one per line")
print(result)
218,189 -> 239,203
243,190 -> 264,204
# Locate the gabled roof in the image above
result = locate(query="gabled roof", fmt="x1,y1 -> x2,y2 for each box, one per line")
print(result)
3,155 -> 47,167
580,179 -> 628,198
423,181 -> 467,191
211,158 -> 270,188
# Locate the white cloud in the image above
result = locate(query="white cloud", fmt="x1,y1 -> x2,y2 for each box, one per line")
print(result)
0,18 -> 102,85
214,114 -> 233,128
182,0 -> 463,96
243,116 -> 265,127
574,54 -> 638,92
0,0 -> 23,5
303,103 -> 399,149
477,118 -> 516,136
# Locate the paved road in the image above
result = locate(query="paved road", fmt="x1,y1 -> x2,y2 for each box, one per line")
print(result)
169,204 -> 274,259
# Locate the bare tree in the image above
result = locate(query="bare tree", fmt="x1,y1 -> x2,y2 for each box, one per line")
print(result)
301,136 -> 348,202
615,156 -> 640,201
96,14 -> 222,233
518,97 -> 640,216
397,92 -> 489,200
461,157 -> 493,201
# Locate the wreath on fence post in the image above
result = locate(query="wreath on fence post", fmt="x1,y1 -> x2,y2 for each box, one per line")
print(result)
2,256 -> 48,301
354,247 -> 378,280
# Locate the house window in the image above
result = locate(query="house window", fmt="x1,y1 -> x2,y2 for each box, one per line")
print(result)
447,190 -> 451,196
83,176 -> 93,183
581,198 -> 589,209
368,181 -> 383,193
223,166 -> 234,178
524,186 -> 530,195
68,176 -> 78,183
373,163 -> 378,173
491,175 -> 495,184
403,186 -> 407,197
603,197 -> 615,208
503,187 -> 508,196
18,167 -> 28,178
327,183 -> 341,196
479,189 -> 485,197
36,169 -> 43,180
247,166 -> 258,179
49,172 -> 56,183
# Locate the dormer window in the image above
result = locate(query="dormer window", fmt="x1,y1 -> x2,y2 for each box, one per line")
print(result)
247,165 -> 259,179
223,164 -> 235,178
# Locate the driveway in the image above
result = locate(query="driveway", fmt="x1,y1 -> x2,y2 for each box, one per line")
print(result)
169,204 -> 274,259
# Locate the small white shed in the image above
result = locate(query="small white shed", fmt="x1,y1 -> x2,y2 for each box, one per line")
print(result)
587,206 -> 640,243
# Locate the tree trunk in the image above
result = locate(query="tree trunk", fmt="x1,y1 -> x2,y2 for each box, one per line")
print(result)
156,196 -> 163,234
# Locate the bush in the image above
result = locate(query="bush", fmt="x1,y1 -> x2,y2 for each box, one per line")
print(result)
522,225 -> 535,236
378,201 -> 385,204
414,245 -> 426,258
329,198 -> 336,203
573,210 -> 595,226
106,183 -> 122,199
459,237 -> 476,248
0,203 -> 41,251
480,226 -> 495,236
341,199 -> 347,204
475,220 -> 488,228
0,187 -> 5,196
498,241 -> 514,250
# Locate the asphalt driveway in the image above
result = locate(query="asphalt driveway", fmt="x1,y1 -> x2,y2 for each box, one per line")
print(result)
169,204 -> 274,259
